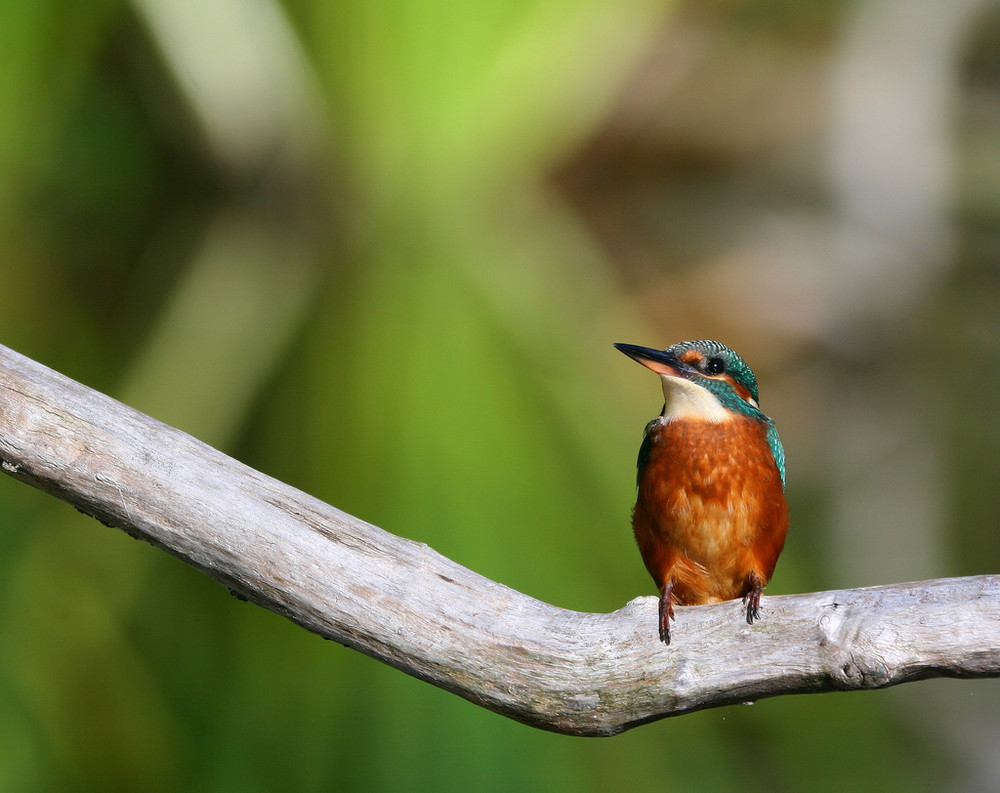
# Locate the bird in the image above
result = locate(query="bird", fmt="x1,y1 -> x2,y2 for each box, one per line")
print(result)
614,339 -> 788,644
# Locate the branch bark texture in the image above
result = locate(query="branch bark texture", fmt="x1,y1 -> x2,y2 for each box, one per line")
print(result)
0,344 -> 997,736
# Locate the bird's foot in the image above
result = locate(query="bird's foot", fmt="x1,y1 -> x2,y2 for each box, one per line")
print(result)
743,572 -> 763,624
658,581 -> 675,644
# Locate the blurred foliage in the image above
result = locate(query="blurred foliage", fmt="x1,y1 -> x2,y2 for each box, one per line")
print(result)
1,0 -> 999,791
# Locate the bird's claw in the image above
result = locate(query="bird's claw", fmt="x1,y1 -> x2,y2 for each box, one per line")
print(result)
743,572 -> 763,624
658,581 -> 675,644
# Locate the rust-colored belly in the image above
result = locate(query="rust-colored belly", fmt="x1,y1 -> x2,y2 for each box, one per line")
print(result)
632,416 -> 788,605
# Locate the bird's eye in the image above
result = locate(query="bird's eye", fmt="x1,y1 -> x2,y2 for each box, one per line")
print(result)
705,357 -> 726,375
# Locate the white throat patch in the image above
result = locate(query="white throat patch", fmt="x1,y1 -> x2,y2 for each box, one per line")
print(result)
659,375 -> 731,423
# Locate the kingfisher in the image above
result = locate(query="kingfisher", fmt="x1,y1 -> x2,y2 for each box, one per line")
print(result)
615,339 -> 788,645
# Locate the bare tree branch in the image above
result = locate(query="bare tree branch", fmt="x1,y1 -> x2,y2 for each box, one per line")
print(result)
0,344 -> 996,736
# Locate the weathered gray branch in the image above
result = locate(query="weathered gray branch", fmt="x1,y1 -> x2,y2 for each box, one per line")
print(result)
0,344 -> 996,736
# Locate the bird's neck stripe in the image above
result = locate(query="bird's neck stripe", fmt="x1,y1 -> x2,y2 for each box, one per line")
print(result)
659,375 -> 733,423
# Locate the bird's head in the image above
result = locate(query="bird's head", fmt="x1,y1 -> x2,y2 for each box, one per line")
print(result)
614,339 -> 763,422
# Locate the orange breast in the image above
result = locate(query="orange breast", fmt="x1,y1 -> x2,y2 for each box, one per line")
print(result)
632,416 -> 788,605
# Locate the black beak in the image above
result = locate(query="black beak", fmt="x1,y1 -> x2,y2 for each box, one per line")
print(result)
614,343 -> 695,379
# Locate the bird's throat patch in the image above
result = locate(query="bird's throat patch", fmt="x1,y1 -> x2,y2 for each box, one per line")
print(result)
659,375 -> 731,423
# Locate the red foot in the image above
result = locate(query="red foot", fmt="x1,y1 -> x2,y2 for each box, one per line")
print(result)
659,580 -> 675,644
743,571 -> 763,624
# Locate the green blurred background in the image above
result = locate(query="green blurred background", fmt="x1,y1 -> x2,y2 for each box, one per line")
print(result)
2,0 -> 1000,790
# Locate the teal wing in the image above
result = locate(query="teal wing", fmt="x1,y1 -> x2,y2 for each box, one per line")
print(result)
636,417 -> 659,486
765,420 -> 786,490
